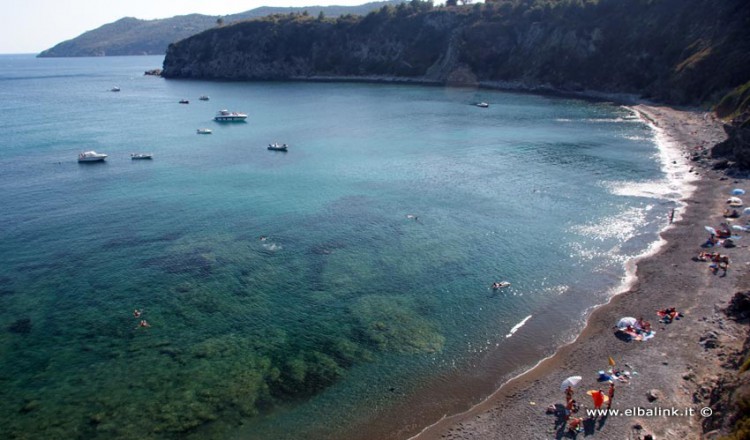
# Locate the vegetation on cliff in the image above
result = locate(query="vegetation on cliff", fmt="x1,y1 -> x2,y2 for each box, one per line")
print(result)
163,0 -> 750,106
37,1 -> 398,57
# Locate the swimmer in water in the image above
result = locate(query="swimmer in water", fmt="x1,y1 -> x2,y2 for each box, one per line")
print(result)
133,309 -> 142,318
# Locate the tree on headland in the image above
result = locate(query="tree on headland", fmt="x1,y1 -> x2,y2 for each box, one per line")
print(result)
410,0 -> 434,12
216,17 -> 224,27
446,0 -> 458,6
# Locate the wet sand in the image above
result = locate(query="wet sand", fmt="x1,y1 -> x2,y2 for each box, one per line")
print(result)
410,105 -> 749,440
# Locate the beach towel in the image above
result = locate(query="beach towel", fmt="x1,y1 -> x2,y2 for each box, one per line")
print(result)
586,390 -> 609,408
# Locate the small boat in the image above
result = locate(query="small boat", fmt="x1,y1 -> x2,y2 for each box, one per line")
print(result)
197,128 -> 212,134
491,281 -> 511,290
179,99 -> 189,104
214,109 -> 248,122
130,153 -> 153,160
475,102 -> 489,108
199,95 -> 210,101
110,86 -> 120,92
78,151 -> 108,162
268,143 -> 288,152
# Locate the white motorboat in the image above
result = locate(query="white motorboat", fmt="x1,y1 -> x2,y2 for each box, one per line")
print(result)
110,86 -> 120,92
197,128 -> 213,134
199,95 -> 210,101
491,281 -> 511,290
268,143 -> 288,152
214,109 -> 247,122
78,151 -> 108,162
475,102 -> 489,108
130,153 -> 153,160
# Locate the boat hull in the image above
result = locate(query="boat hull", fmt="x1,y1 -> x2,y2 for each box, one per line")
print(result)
214,116 -> 247,122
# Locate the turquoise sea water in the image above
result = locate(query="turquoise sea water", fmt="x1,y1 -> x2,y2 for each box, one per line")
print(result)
0,55 -> 680,439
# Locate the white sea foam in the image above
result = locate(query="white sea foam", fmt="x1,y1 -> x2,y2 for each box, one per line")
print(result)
609,108 -> 699,203
583,117 -> 640,123
572,206 -> 650,242
262,242 -> 282,251
505,315 -> 532,338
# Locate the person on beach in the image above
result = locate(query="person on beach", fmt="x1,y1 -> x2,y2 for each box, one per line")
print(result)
567,416 -> 584,433
719,260 -> 729,275
589,389 -> 606,410
565,385 -> 574,404
668,208 -> 675,224
607,382 -> 615,409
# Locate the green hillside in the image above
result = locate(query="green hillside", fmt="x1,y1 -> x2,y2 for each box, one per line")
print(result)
37,1 -> 399,57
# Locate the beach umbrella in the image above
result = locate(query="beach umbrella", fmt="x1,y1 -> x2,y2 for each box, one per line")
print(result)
744,208 -> 750,216
727,197 -> 743,206
732,189 -> 746,196
608,356 -> 616,367
616,317 -> 637,329
705,226 -> 717,235
560,376 -> 583,391
731,225 -> 749,231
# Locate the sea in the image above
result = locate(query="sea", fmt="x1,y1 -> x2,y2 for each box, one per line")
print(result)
0,54 -> 694,439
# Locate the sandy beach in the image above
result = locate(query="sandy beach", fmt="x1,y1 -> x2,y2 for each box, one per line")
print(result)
410,104 -> 748,440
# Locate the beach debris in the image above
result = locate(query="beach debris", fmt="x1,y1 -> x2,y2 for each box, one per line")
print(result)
727,196 -> 743,206
699,331 -> 720,349
646,389 -> 661,402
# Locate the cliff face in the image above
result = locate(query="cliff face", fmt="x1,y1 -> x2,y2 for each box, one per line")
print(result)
163,0 -> 750,105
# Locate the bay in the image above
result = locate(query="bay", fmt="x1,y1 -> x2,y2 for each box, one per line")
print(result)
0,54 -> 680,439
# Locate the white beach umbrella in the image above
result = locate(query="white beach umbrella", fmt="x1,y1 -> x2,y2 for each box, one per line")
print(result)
727,197 -> 743,206
560,376 -> 583,391
705,226 -> 717,235
616,317 -> 637,329
732,189 -> 746,196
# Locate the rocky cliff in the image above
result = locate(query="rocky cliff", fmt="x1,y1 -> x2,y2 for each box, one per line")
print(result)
162,0 -> 750,106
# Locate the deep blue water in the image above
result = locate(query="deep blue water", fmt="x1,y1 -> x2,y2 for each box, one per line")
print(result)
0,55 -> 681,439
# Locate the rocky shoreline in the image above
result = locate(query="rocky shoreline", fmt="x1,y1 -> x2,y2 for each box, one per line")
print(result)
407,104 -> 749,440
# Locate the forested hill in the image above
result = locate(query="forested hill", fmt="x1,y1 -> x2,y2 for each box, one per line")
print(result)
36,1 -> 397,58
162,0 -> 750,106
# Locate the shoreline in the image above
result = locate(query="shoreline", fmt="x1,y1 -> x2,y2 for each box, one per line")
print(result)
409,104 -> 742,440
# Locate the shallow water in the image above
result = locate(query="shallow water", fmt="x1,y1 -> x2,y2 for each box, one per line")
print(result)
0,55 -> 681,439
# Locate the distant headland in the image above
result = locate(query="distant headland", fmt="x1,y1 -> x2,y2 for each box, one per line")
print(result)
36,1 -> 399,58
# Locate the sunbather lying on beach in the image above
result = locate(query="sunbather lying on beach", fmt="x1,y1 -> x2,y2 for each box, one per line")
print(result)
657,308 -> 682,323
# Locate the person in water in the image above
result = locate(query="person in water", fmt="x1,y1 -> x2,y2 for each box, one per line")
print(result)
133,309 -> 141,318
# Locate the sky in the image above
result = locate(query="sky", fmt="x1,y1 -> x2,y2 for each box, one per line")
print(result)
1,0 -> 370,54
